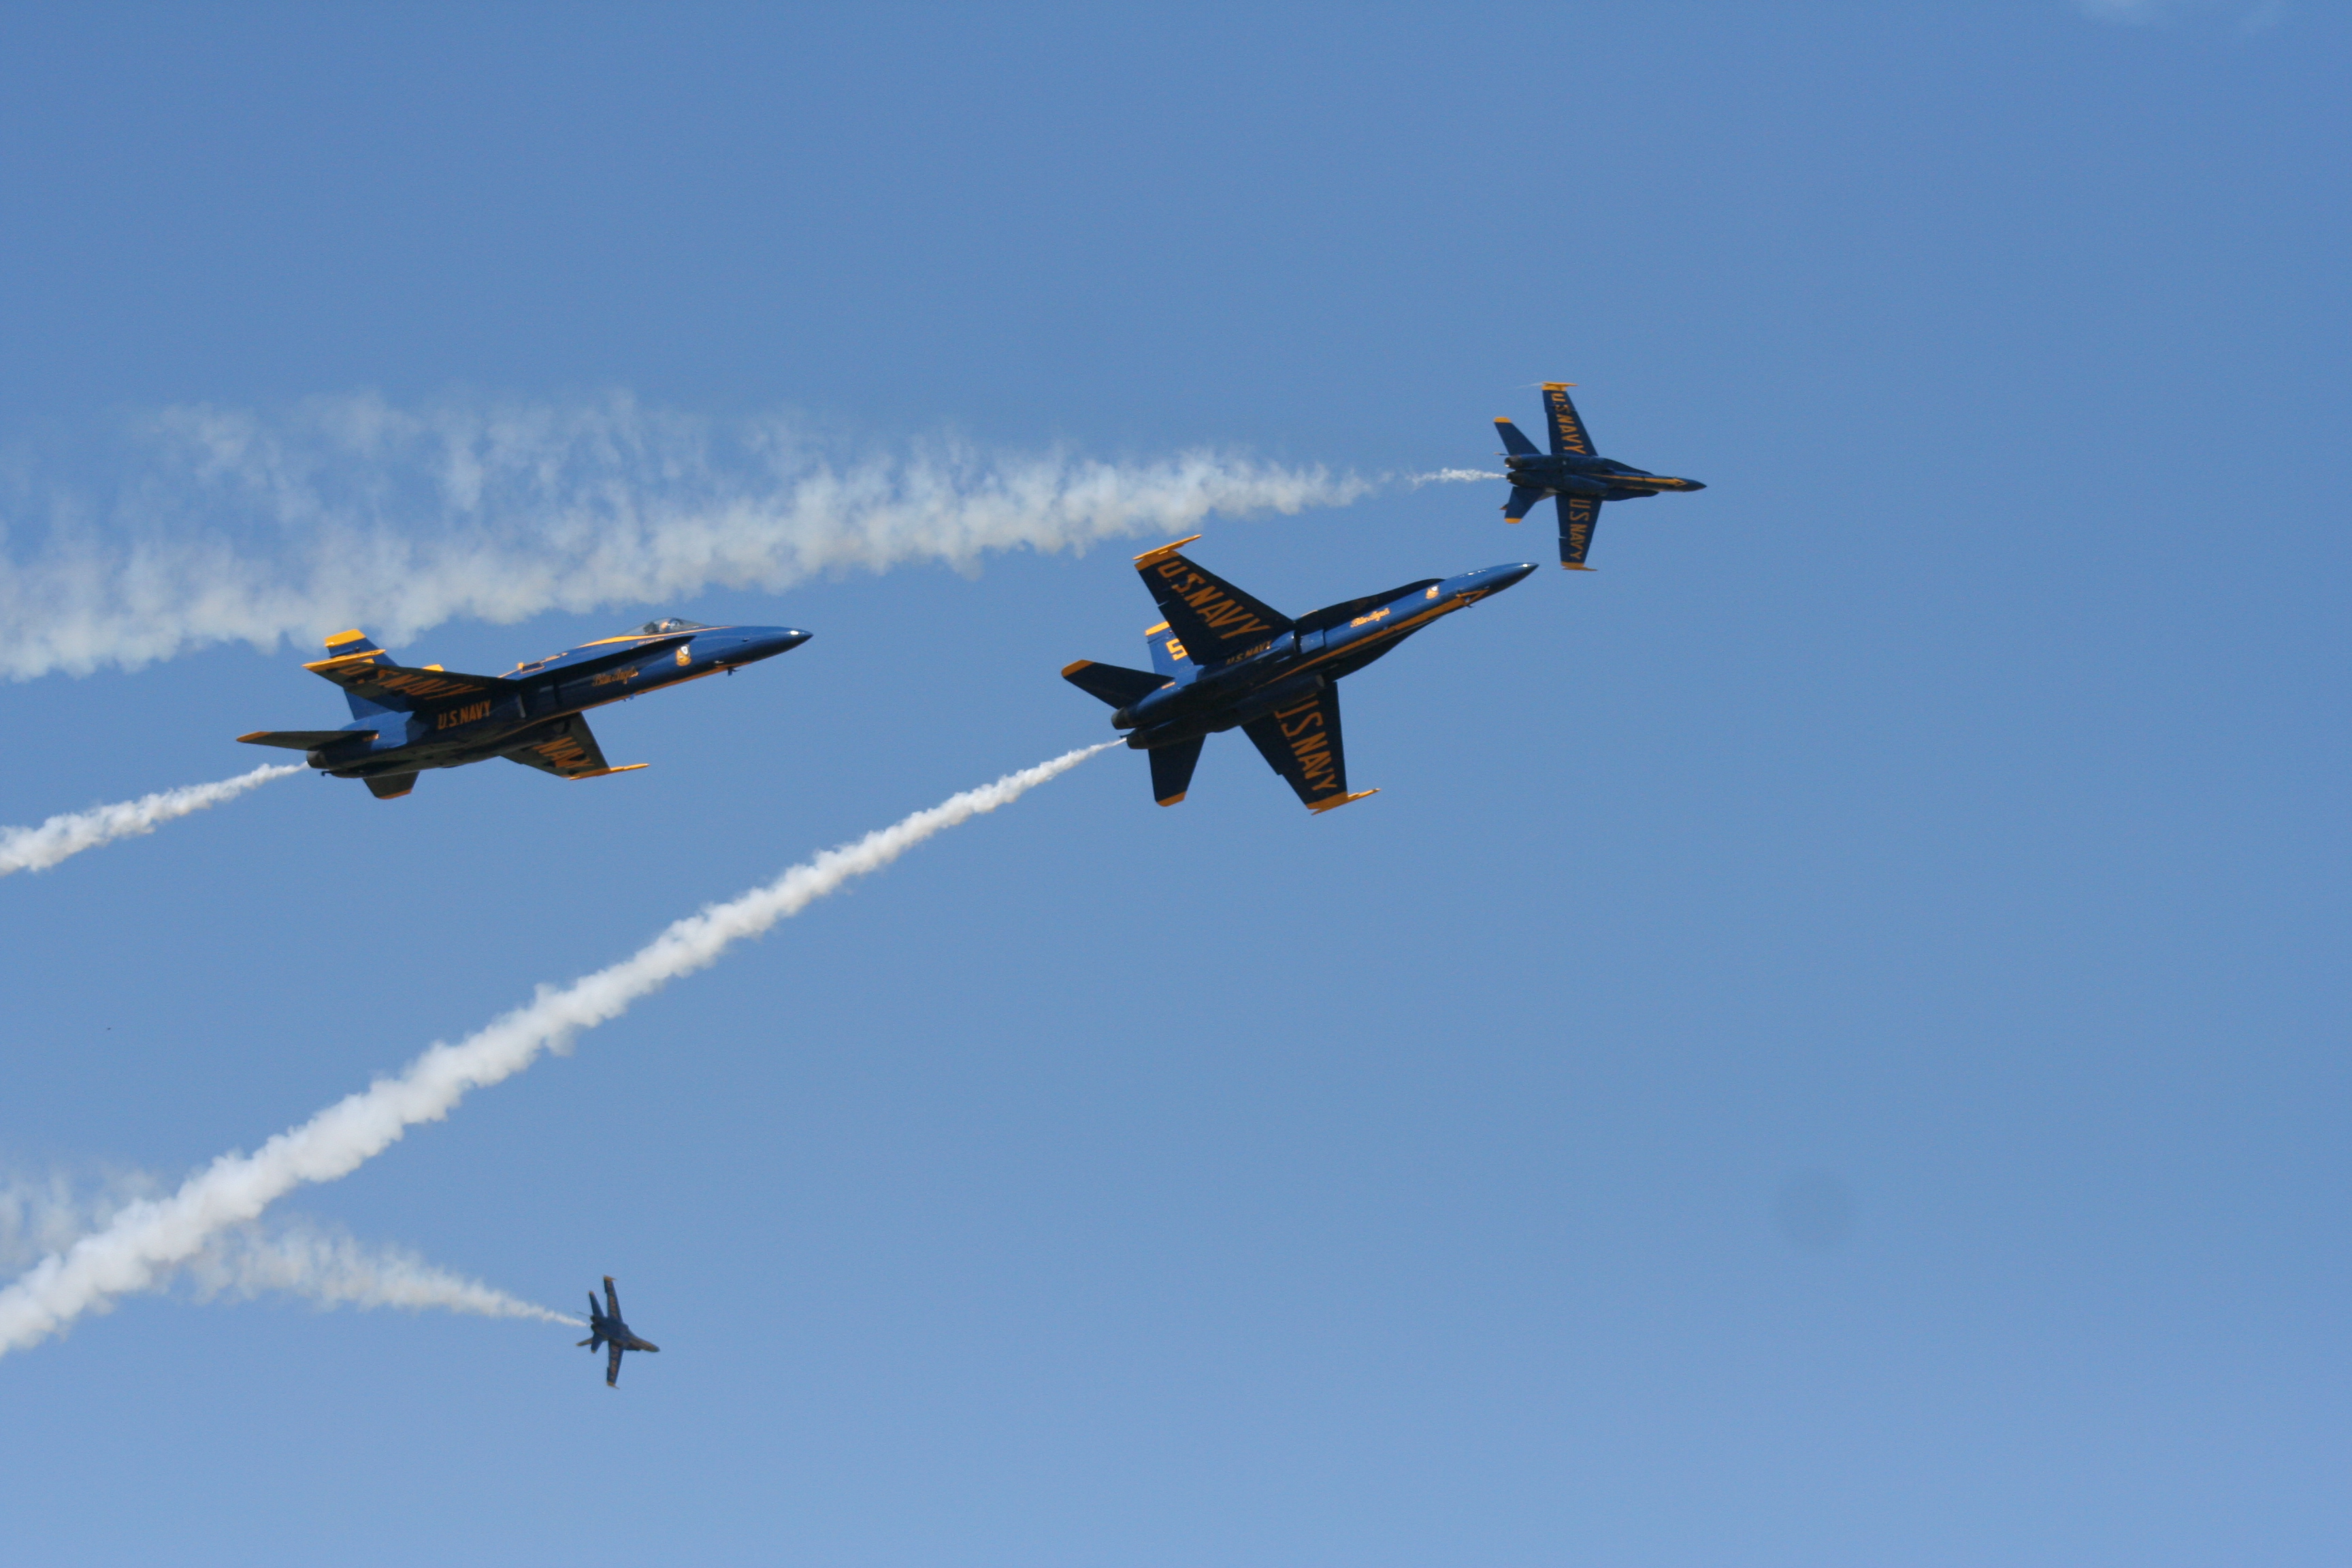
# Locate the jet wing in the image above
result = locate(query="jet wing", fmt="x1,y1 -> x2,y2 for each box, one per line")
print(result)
606,1341 -> 624,1387
1556,493 -> 1601,570
1241,684 -> 1376,814
604,1277 -> 623,1320
1541,383 -> 1597,456
502,715 -> 646,781
304,647 -> 516,711
1132,538 -> 1292,666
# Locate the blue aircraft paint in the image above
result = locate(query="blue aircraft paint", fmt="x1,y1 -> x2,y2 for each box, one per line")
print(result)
1493,382 -> 1704,569
1064,540 -> 1534,813
237,618 -> 811,799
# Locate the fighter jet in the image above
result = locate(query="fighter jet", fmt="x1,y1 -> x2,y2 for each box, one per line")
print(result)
578,1275 -> 659,1388
1063,536 -> 1535,812
1494,382 -> 1704,570
237,617 -> 811,799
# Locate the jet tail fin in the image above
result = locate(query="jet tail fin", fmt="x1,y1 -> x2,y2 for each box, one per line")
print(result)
1503,486 -> 1546,523
1144,623 -> 1195,680
1494,419 -> 1541,458
1061,660 -> 1164,709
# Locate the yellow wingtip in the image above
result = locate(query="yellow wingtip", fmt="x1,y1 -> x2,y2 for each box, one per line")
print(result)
1306,789 -> 1378,814
1132,534 -> 1204,568
1156,792 -> 1186,806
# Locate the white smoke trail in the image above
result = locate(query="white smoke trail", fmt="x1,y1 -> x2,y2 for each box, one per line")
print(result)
1407,468 -> 1504,485
0,1171 -> 158,1269
0,742 -> 1111,1354
0,393 -> 1375,681
185,1221 -> 573,1324
0,1175 -> 563,1324
0,764 -> 301,877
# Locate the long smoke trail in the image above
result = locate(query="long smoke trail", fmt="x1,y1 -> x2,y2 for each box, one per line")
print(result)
0,393 -> 1375,680
0,764 -> 301,877
1,1177 -> 566,1324
185,1221 -> 573,1324
0,742 -> 1111,1354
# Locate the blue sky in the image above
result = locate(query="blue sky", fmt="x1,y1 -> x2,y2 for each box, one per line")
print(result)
0,3 -> 2345,1564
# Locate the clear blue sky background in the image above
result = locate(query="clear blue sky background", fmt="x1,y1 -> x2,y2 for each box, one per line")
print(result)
1,4 -> 2345,1564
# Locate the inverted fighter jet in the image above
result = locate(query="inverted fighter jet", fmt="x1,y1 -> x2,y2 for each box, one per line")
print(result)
1495,382 -> 1703,569
1064,537 -> 1535,812
578,1275 -> 659,1388
238,617 -> 810,799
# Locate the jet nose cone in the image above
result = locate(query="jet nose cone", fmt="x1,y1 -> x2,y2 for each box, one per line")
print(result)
1487,562 -> 1539,591
721,627 -> 813,664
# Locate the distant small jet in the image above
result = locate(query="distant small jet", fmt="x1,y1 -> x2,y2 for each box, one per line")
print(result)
1063,536 -> 1535,812
1494,382 -> 1704,570
238,617 -> 810,799
578,1275 -> 659,1388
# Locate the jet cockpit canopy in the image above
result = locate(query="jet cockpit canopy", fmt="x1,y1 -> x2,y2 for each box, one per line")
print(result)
633,618 -> 710,636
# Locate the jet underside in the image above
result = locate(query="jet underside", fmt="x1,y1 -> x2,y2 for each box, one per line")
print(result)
1064,538 -> 1534,813
1494,383 -> 1702,569
239,620 -> 810,799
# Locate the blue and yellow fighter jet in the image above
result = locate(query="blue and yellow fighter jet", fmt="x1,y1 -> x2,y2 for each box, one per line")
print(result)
238,617 -> 810,799
578,1275 -> 659,1388
1495,382 -> 1703,570
1063,537 -> 1535,813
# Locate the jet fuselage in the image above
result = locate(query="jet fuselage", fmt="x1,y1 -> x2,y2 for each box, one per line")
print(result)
292,622 -> 807,783
1501,450 -> 1697,502
1111,561 -> 1535,751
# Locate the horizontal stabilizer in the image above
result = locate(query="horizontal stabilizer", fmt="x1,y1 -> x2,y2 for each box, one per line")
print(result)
1503,486 -> 1546,523
1062,659 -> 1166,709
1149,735 -> 1205,806
237,730 -> 375,751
